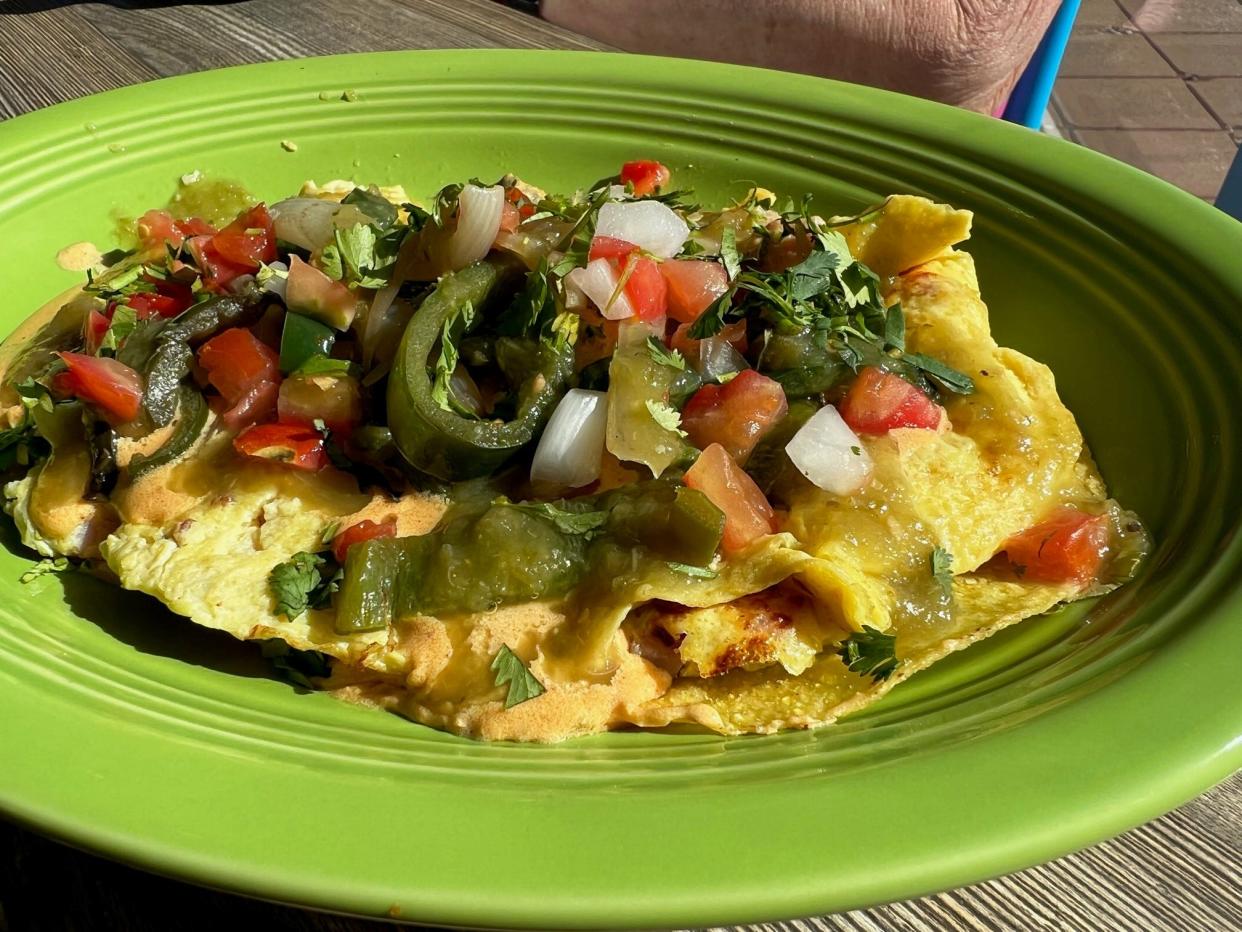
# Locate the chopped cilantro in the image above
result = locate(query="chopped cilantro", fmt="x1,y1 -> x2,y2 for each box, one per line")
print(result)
645,399 -> 686,436
293,355 -> 352,377
837,625 -> 899,682
720,225 -> 741,280
269,551 -> 339,620
261,639 -> 332,689
491,645 -> 545,709
646,335 -> 685,370
429,300 -> 476,415
503,500 -> 610,538
931,547 -> 954,596
99,305 -> 137,354
904,353 -> 975,395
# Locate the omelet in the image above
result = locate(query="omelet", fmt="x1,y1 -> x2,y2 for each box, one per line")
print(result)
0,171 -> 1146,743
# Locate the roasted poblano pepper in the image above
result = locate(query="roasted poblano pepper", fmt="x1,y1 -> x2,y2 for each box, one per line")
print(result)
127,386 -> 209,481
387,260 -> 574,480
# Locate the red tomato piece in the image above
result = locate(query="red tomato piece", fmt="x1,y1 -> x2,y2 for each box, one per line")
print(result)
622,255 -> 667,322
197,328 -> 280,407
839,367 -> 943,434
588,236 -> 638,261
126,292 -> 188,319
55,352 -> 143,424
998,508 -> 1110,584
83,309 -> 111,355
186,235 -> 253,294
619,160 -> 671,197
210,204 -> 277,268
682,370 -> 788,464
135,210 -> 216,250
332,518 -> 397,563
216,379 -> 280,432
498,201 -> 521,234
760,231 -> 812,273
661,259 -> 729,324
233,422 -> 328,471
684,443 -> 775,552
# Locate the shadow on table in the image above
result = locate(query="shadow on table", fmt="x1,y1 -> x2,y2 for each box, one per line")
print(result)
0,0 -> 248,14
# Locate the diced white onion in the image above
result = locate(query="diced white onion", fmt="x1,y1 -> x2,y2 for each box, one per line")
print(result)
608,184 -> 631,201
594,201 -> 689,259
530,389 -> 608,488
446,183 -> 504,271
565,258 -> 635,320
269,197 -> 340,252
698,336 -> 747,381
785,405 -> 873,495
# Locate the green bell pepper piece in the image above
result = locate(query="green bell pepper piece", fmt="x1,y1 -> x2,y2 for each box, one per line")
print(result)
335,536 -> 400,633
279,312 -> 335,375
387,260 -> 573,480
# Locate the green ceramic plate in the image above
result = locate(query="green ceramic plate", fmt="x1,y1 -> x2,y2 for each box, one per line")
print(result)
0,51 -> 1239,929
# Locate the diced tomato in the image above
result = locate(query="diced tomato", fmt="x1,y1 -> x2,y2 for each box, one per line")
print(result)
197,327 -> 280,414
285,255 -> 359,330
277,373 -> 363,434
997,508 -> 1110,584
670,319 -> 748,358
55,352 -> 143,424
588,236 -> 639,261
499,201 -> 521,234
661,259 -> 729,324
210,204 -> 276,268
506,185 -> 537,218
839,367 -> 943,434
136,210 -> 217,250
126,292 -> 189,320
234,422 -> 328,471
83,309 -> 111,355
619,160 -> 671,197
217,379 -> 280,432
684,443 -> 775,552
622,255 -> 667,322
187,235 -> 252,293
331,518 -> 397,563
682,370 -> 788,464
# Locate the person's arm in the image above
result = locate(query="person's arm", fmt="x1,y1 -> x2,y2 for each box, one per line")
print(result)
540,0 -> 1058,114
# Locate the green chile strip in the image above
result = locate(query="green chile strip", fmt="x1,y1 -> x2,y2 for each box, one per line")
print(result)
387,260 -> 573,480
127,386 -> 208,481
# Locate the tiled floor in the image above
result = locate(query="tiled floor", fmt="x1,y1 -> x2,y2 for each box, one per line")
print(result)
1051,0 -> 1241,202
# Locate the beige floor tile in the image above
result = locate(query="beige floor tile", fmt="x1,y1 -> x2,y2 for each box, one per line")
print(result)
1075,129 -> 1238,197
1193,77 -> 1242,128
1152,33 -> 1242,77
1077,0 -> 1133,28
1116,0 -> 1242,32
1054,76 -> 1221,128
1060,31 -> 1178,76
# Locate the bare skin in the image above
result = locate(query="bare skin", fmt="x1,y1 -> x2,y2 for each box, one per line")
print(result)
541,0 -> 1059,114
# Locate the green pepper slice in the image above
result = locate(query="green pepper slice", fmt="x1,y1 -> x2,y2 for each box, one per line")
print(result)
602,484 -> 724,567
279,312 -> 335,375
127,386 -> 209,481
387,260 -> 573,480
335,536 -> 400,633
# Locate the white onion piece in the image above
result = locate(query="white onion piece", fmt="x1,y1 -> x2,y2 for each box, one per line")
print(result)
785,405 -> 873,495
698,336 -> 747,381
608,184 -> 631,201
595,201 -> 689,258
446,183 -> 504,271
530,389 -> 608,488
261,260 -> 288,300
561,270 -> 587,311
565,258 -> 635,320
269,198 -> 340,252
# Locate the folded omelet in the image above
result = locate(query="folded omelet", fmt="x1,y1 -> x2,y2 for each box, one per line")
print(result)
2,177 -> 1145,743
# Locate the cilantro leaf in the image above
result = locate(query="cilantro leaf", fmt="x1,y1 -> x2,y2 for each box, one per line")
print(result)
19,557 -> 69,584
883,304 -> 905,352
261,639 -> 332,689
269,551 -> 338,620
837,625 -> 899,682
430,300 -> 476,414
491,644 -> 545,709
332,222 -> 404,288
100,305 -> 137,354
645,399 -> 686,436
687,287 -> 733,339
931,547 -> 954,596
903,353 -> 975,394
787,249 -> 846,302
504,501 -> 610,538
720,225 -> 741,280
646,335 -> 685,370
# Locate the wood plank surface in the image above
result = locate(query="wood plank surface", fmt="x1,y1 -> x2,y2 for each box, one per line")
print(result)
0,2 -> 1237,930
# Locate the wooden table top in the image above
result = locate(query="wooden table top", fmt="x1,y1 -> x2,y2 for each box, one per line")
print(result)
0,2 -> 1238,930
